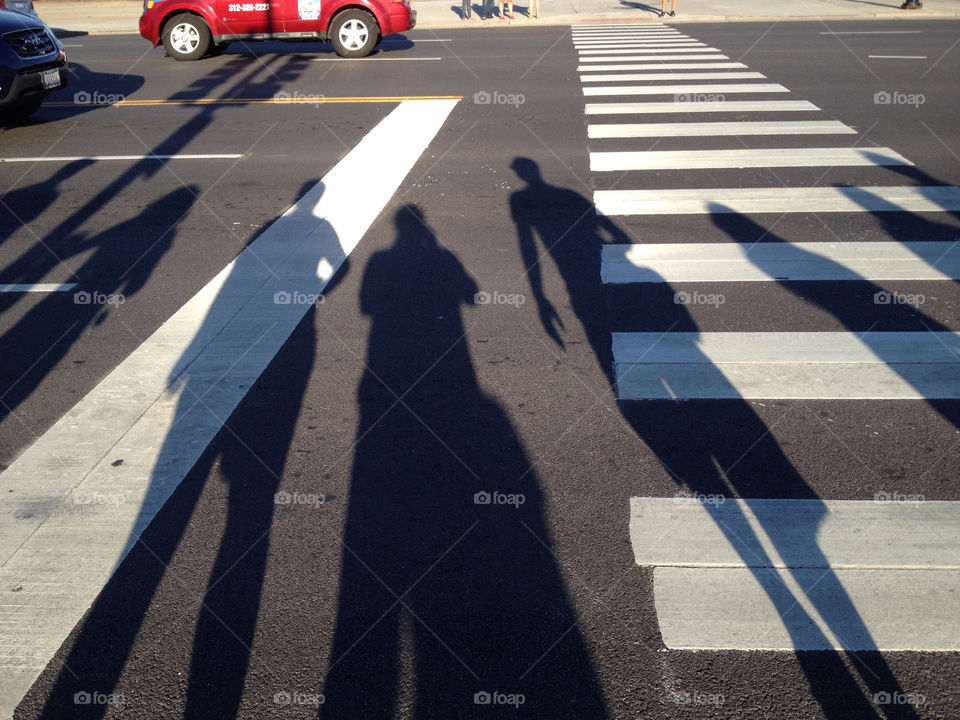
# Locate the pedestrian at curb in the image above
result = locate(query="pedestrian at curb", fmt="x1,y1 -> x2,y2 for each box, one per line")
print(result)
499,0 -> 515,20
481,0 -> 495,19
900,0 -> 922,8
529,0 -> 539,19
660,0 -> 677,17
461,0 -> 478,20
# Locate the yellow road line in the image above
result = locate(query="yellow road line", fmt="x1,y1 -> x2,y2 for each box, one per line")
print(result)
46,95 -> 462,107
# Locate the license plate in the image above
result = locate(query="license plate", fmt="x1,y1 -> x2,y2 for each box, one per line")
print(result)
11,1 -> 28,8
41,69 -> 60,90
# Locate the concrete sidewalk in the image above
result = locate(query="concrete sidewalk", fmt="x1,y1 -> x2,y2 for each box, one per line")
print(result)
31,0 -> 960,36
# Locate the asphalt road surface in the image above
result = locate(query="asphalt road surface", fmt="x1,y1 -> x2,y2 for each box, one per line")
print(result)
2,19 -> 959,720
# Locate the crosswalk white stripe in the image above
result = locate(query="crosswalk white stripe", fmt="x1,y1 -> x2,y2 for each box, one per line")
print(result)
572,23 -> 676,28
615,331 -> 960,365
585,100 -> 819,115
654,566 -> 960,651
583,83 -> 789,96
601,241 -> 960,282
575,43 -> 707,49
575,36 -> 699,41
574,41 -> 704,46
579,54 -> 729,62
0,98 -> 459,720
630,497 -> 960,569
579,47 -> 721,54
0,283 -> 78,292
588,120 -> 855,138
594,185 -> 960,214
572,30 -> 689,34
579,22 -> 960,656
590,147 -> 912,171
582,72 -> 766,82
572,33 -> 688,39
612,331 -> 960,400
579,62 -> 749,71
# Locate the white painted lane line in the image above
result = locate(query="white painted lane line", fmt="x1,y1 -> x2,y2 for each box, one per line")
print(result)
572,33 -> 688,39
582,72 -> 766,82
590,147 -> 912,171
585,100 -> 819,115
601,241 -> 960,282
612,331 -> 960,400
631,498 -> 960,569
583,83 -> 789,96
572,30 -> 687,35
588,120 -> 854,138
575,35 -> 697,40
579,47 -> 721,54
594,185 -> 960,214
579,62 -> 749,71
586,100 -> 819,115
0,154 -> 243,163
579,54 -> 729,62
572,24 -> 677,28
820,30 -> 922,34
0,283 -> 78,292
575,40 -> 703,46
572,23 -> 675,28
655,566 -> 960,650
0,98 -> 458,720
576,43 -> 707,49
635,498 -> 960,651
312,56 -> 442,62
868,55 -> 928,59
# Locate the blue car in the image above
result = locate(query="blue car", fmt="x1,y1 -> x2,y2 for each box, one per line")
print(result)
0,7 -> 67,120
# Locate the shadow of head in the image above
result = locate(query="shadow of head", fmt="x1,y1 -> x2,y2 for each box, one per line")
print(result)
510,156 -> 543,185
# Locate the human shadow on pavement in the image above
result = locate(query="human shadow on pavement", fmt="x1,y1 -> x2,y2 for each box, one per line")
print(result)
710,200 -> 960,432
23,54 -> 324,720
618,1 -> 661,12
0,159 -> 93,257
0,185 -> 193,425
32,63 -> 145,121
30,177 -> 336,720
510,158 -> 918,719
0,53 -> 309,428
320,204 -> 608,719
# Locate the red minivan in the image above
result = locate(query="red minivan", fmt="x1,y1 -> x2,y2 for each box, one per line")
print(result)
139,0 -> 415,60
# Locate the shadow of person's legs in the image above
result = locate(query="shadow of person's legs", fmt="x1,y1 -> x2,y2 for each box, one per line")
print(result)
321,205 -> 609,719
510,158 -> 915,718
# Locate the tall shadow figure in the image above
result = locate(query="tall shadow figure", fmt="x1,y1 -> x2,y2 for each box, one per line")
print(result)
512,157 -> 628,365
29,54 -> 325,720
511,158 -> 917,719
32,183 -> 331,720
0,159 -> 92,261
0,185 -> 194,423
320,205 -> 608,719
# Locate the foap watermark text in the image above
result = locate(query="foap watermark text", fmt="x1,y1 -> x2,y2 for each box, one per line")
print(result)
473,90 -> 525,107
474,291 -> 525,308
